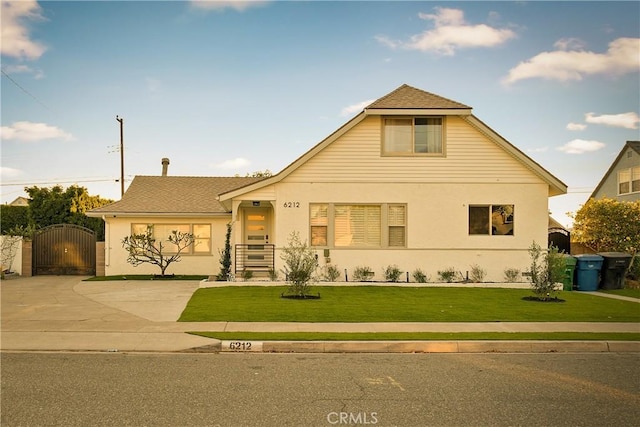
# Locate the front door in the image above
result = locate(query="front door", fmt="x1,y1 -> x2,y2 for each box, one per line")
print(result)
240,208 -> 273,272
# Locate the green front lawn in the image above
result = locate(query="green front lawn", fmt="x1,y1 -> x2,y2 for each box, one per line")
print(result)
178,286 -> 640,323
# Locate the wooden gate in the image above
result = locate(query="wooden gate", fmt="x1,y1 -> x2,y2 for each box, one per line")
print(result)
33,224 -> 96,275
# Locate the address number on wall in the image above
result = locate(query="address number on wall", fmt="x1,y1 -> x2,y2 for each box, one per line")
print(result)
283,202 -> 300,208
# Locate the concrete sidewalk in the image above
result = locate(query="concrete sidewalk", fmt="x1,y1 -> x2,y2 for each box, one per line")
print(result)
1,276 -> 638,353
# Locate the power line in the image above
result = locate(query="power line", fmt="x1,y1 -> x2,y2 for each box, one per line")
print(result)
0,177 -> 128,186
1,68 -> 52,112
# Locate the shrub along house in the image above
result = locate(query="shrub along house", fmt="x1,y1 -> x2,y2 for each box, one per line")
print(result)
89,84 -> 567,281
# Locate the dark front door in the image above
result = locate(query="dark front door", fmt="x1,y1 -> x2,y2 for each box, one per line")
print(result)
33,224 -> 96,275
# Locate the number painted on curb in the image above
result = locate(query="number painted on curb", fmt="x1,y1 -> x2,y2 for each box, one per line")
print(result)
222,341 -> 263,352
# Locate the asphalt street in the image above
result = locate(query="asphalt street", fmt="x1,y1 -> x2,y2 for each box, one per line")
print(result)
2,352 -> 639,427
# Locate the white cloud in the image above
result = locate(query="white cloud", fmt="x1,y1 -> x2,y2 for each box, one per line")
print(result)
557,139 -> 606,154
554,38 -> 587,51
503,37 -> 640,85
3,64 -> 44,79
189,0 -> 269,12
341,99 -> 375,117
0,0 -> 46,60
376,7 -> 516,56
585,112 -> 639,129
213,157 -> 251,169
0,121 -> 74,142
566,122 -> 587,131
0,167 -> 24,179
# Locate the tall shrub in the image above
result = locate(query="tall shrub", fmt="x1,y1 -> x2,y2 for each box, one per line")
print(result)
217,222 -> 233,281
280,232 -> 317,297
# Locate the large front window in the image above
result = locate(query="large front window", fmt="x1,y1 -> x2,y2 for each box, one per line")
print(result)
383,117 -> 443,155
310,204 -> 406,248
131,223 -> 211,254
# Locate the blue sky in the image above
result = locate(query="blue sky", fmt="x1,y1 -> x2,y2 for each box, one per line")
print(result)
1,1 -> 639,228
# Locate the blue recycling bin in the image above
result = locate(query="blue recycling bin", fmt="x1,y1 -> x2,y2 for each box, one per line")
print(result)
574,254 -> 604,291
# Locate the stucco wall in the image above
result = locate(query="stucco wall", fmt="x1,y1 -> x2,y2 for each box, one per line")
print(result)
246,181 -> 548,282
103,216 -> 230,276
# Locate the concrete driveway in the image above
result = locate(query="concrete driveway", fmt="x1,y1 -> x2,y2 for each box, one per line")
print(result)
1,276 -> 216,352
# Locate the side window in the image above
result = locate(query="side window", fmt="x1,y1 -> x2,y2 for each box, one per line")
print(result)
469,205 -> 514,236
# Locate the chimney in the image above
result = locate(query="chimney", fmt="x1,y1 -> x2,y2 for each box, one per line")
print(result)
161,158 -> 170,176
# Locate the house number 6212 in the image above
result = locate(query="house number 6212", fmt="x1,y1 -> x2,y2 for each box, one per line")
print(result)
283,202 -> 300,208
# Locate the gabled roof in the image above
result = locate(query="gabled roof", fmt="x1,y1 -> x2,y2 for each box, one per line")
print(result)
87,176 -> 262,217
219,84 -> 567,201
366,84 -> 471,110
590,141 -> 640,199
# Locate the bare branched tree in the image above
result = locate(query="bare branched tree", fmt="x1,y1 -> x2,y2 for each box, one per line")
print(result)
122,225 -> 195,276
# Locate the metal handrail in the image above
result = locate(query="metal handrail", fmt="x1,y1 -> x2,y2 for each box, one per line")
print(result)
235,244 -> 275,273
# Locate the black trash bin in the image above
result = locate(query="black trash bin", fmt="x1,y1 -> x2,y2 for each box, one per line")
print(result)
598,252 -> 633,290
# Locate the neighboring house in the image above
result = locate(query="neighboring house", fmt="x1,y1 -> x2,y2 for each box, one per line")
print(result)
590,141 -> 640,201
9,197 -> 29,207
89,84 -> 567,281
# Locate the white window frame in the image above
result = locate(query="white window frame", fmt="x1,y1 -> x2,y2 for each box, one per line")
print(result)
382,116 -> 445,156
618,167 -> 640,195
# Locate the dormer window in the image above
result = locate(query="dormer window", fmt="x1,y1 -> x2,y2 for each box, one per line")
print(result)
383,117 -> 444,155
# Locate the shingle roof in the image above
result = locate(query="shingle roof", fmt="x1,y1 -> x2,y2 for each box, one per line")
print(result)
366,84 -> 470,110
89,176 -> 262,215
629,141 -> 640,154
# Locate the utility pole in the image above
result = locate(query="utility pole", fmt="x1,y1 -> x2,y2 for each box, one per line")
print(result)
116,115 -> 124,197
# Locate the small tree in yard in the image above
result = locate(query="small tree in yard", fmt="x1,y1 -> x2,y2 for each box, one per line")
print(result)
281,232 -> 318,298
122,225 -> 195,277
528,241 -> 565,301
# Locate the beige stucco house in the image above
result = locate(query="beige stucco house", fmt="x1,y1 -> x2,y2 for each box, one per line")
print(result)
89,84 -> 567,281
590,141 -> 640,202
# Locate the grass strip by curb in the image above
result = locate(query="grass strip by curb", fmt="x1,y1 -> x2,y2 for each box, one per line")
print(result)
188,332 -> 640,341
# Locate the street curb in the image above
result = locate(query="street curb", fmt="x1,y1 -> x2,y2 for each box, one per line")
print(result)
191,340 -> 640,354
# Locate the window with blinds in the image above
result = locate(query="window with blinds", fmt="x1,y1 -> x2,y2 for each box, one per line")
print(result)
335,205 -> 381,247
310,204 -> 328,246
388,204 -> 406,247
309,203 -> 406,248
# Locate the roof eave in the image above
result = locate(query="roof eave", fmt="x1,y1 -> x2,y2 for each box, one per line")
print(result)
87,211 -> 232,218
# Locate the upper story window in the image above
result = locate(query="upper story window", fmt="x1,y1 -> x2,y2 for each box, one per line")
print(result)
618,167 -> 640,194
383,117 -> 443,155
